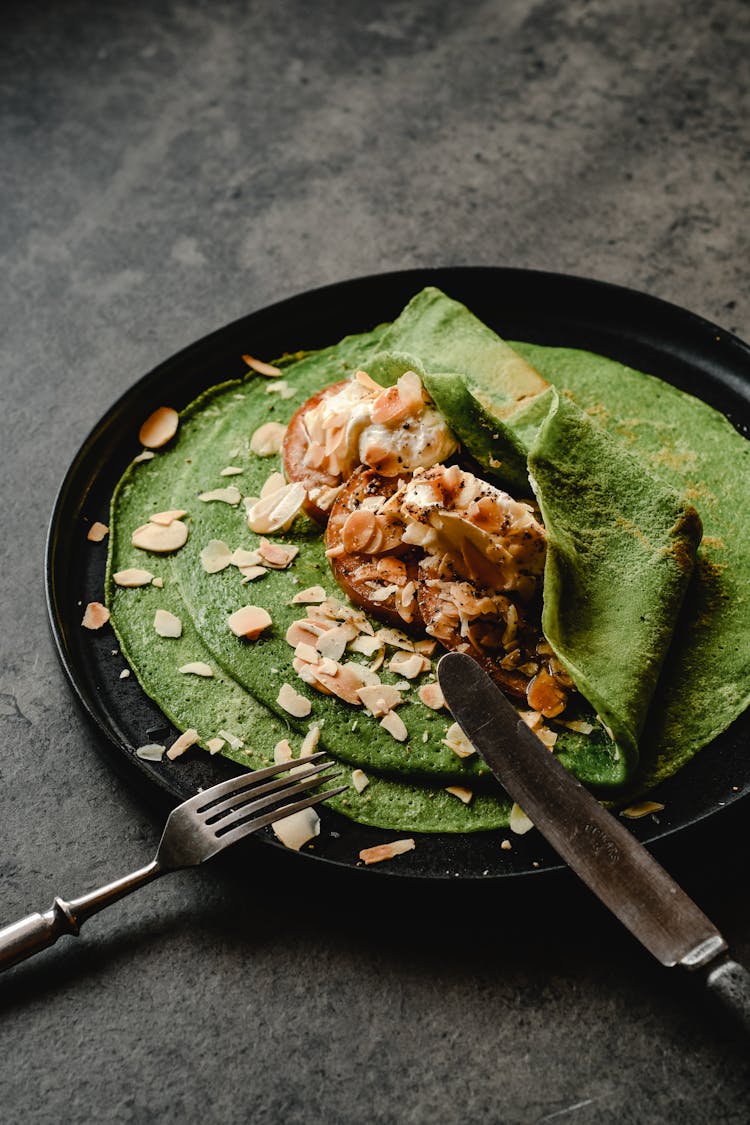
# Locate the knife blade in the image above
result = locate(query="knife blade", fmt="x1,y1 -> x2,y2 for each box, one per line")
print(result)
438,650 -> 750,1030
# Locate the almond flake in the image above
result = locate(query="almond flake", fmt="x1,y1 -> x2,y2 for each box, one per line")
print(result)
150,509 -> 188,526
200,539 -> 233,573
351,769 -> 369,793
369,584 -> 399,603
621,801 -> 665,820
242,353 -> 283,377
220,466 -> 243,476
388,652 -> 430,679
348,634 -> 382,658
133,450 -> 155,463
278,682 -> 312,718
294,641 -> 320,664
359,839 -> 415,865
500,839 -> 512,851
135,743 -> 165,761
358,685 -> 402,716
442,722 -> 475,758
418,682 -> 445,710
132,520 -> 189,553
260,472 -> 286,498
271,806 -> 321,850
206,737 -> 225,755
509,803 -> 534,835
87,522 -> 109,542
198,486 -> 242,505
152,577 -> 164,588
154,609 -> 182,638
265,379 -> 295,399
374,627 -> 415,651
217,729 -> 244,750
273,738 -> 294,763
445,786 -> 473,805
227,605 -> 272,640
300,725 -> 321,756
119,669 -> 130,679
231,548 -> 262,567
380,711 -> 408,741
246,481 -> 306,534
139,406 -> 179,449
82,602 -> 110,630
250,421 -> 287,456
113,568 -> 154,587
241,566 -> 268,583
316,623 -> 358,662
257,539 -> 298,569
291,585 -> 328,604
167,728 -> 199,760
414,639 -> 437,656
179,662 -> 214,677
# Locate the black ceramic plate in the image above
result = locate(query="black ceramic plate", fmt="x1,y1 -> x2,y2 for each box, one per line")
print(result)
46,267 -> 750,881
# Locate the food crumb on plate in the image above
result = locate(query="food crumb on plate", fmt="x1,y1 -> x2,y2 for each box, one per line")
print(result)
359,838 -> 415,865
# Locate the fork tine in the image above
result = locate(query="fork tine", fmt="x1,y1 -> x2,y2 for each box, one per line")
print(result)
212,771 -> 341,837
203,762 -> 337,824
190,752 -> 328,814
215,786 -> 348,850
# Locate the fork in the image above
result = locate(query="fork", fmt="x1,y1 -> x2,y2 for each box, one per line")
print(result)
0,753 -> 344,972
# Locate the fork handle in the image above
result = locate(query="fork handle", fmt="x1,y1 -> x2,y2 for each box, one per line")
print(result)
0,860 -> 163,972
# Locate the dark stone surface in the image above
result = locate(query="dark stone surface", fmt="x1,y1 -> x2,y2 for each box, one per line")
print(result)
1,1 -> 749,1121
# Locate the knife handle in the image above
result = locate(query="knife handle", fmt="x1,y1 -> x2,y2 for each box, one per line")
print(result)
696,956 -> 750,1037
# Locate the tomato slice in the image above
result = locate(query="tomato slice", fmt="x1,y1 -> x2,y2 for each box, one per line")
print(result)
281,380 -> 350,523
324,468 -> 424,631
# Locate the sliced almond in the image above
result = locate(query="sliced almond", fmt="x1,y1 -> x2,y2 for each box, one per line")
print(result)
227,605 -> 272,640
246,482 -> 306,534
445,786 -> 473,805
242,353 -> 283,377
152,577 -> 164,588
509,803 -> 534,835
374,628 -> 415,651
442,722 -> 475,758
418,682 -> 445,710
250,421 -> 287,456
150,509 -> 188,526
139,406 -> 179,449
179,662 -> 214,677
198,486 -> 242,505
414,639 -> 437,656
135,743 -> 165,761
154,609 -> 182,638
277,682 -> 312,718
307,662 -> 363,705
388,652 -> 430,679
621,801 -> 665,819
291,585 -> 328,605
260,472 -> 286,498
113,568 -> 154,587
358,684 -> 403,716
231,548 -> 262,567
380,711 -> 408,741
87,521 -> 109,542
294,641 -> 320,664
132,520 -> 189,553
273,738 -> 294,764
257,539 -> 298,569
217,729 -> 244,750
265,379 -> 295,399
82,602 -> 110,630
200,539 -> 233,573
271,806 -> 320,850
166,728 -> 199,760
316,623 -> 358,663
119,669 -> 130,679
300,725 -> 321,756
240,566 -> 267,582
220,466 -> 243,476
351,769 -> 369,793
286,618 -> 333,649
206,737 -> 225,755
349,634 -> 384,658
359,839 -> 415,865
133,450 -> 155,463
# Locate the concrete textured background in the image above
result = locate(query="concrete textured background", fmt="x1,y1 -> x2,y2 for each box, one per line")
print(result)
1,1 -> 749,1121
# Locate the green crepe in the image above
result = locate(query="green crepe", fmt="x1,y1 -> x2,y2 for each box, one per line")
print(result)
107,289 -> 750,831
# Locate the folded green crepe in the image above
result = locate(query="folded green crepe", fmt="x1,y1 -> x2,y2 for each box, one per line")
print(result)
107,288 -> 750,832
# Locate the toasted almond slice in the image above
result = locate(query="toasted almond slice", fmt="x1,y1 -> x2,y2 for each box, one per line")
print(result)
265,379 -> 295,399
354,369 -> 382,392
260,472 -> 286,498
316,623 -> 358,663
349,634 -> 384,658
291,585 -> 328,604
286,618 -> 333,649
166,728 -> 199,760
154,609 -> 182,638
87,521 -> 109,542
200,539 -> 233,573
442,721 -> 475,758
358,685 -> 403,716
206,737 -> 225,755
198,486 -> 242,505
380,711 -> 408,741
309,662 -> 363,705
217,729 -> 244,750
351,769 -> 369,793
418,682 -> 445,710
113,568 -> 154,587
139,406 -> 179,449
273,738 -> 294,764
135,743 -> 165,761
246,481 -> 306,534
359,839 -> 415,865
509,803 -> 534,835
133,450 -> 156,463
82,602 -> 110,630
231,548 -> 262,567
250,421 -> 287,456
388,652 -> 430,679
500,839 -> 512,852
369,584 -> 399,603
220,466 -> 243,476
294,641 -> 320,664
325,543 -> 346,559
150,509 -> 188,526
300,725 -> 321,756
414,639 -> 437,656
621,801 -> 665,819
257,539 -> 298,569
445,786 -> 473,805
132,520 -> 189,553
277,682 -> 312,717
375,627 -> 415,651
242,353 -> 283,377
342,661 -> 381,688
179,662 -> 214,677
152,577 -> 164,588
227,605 -> 272,640
271,806 -> 320,850
241,567 -> 268,583
294,658 -> 332,693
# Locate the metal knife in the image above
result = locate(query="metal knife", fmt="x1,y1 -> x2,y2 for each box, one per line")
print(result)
437,650 -> 750,1033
